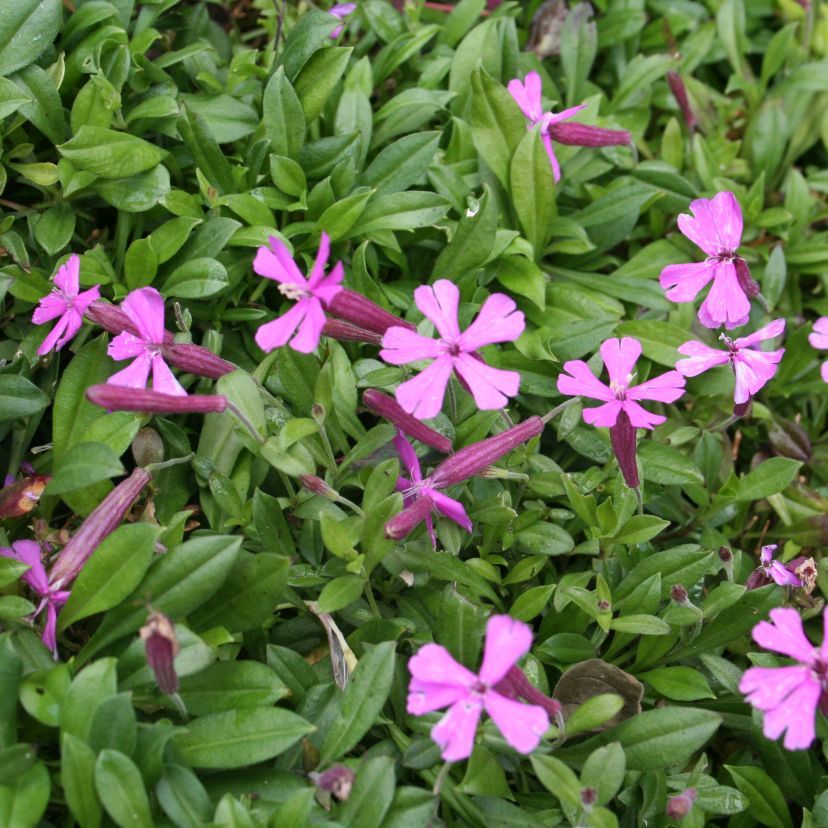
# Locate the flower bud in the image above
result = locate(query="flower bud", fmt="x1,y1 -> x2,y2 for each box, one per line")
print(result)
547,121 -> 631,147
328,289 -> 415,335
160,343 -> 235,379
300,475 -> 338,500
580,787 -> 597,808
310,764 -> 355,801
734,258 -> 761,298
385,495 -> 434,540
49,467 -> 152,588
362,389 -> 452,454
140,612 -> 180,694
666,788 -> 697,820
86,300 -> 175,343
322,318 -> 383,345
430,417 -> 543,489
0,475 -> 50,518
86,384 -> 228,414
132,428 -> 165,467
666,72 -> 696,132
670,584 -> 689,605
609,410 -> 639,488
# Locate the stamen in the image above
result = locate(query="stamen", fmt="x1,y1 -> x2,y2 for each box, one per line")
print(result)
278,282 -> 308,301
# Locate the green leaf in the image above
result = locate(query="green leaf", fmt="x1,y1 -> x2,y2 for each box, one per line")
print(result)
317,575 -> 365,614
176,661 -> 288,716
60,658 -> 118,742
0,375 -> 48,423
59,126 -> 167,179
510,128 -> 557,256
726,765 -> 792,828
58,524 -> 159,632
432,186 -> 497,281
177,106 -> 235,196
340,756 -> 397,827
163,257 -> 228,299
581,743 -> 626,806
294,46 -> 352,122
640,667 -> 715,701
638,442 -> 703,486
515,522 -> 575,556
350,191 -> 451,235
360,132 -> 440,196
494,255 -> 546,310
45,442 -> 125,496
280,8 -> 340,80
0,0 -> 62,77
173,707 -> 314,769
609,615 -> 671,635
263,67 -> 307,159
610,515 -> 670,544
61,734 -> 102,828
565,694 -> 625,736
614,545 -> 718,603
736,458 -> 802,500
33,203 -> 75,255
94,750 -> 153,828
0,761 -> 50,828
531,755 -> 583,809
319,641 -> 396,763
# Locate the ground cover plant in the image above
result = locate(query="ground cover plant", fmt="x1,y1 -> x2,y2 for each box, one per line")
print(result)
1,0 -> 828,825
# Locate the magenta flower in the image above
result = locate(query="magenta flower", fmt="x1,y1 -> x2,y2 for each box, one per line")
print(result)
107,288 -> 185,396
739,607 -> 828,750
407,615 -> 550,761
393,433 -> 471,546
329,2 -> 356,38
676,319 -> 785,405
32,254 -> 100,355
557,337 -> 685,429
808,317 -> 828,382
746,544 -> 802,591
380,281 -> 524,420
507,72 -> 586,182
659,192 -> 756,330
0,540 -> 69,657
253,232 -> 344,354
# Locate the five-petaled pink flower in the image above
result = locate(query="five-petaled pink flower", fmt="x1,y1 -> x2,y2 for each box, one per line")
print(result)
507,71 -> 586,182
0,540 -> 69,658
253,232 -> 344,354
745,544 -> 801,591
407,614 -> 549,761
557,337 -> 686,429
676,319 -> 785,404
394,433 -> 471,547
329,2 -> 356,38
808,317 -> 828,382
32,254 -> 100,355
380,281 -> 524,421
107,287 -> 185,396
739,607 -> 828,750
659,192 -> 754,330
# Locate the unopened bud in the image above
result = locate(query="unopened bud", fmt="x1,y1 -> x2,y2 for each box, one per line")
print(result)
160,343 -> 235,379
132,428 -> 165,467
310,765 -> 355,801
670,584 -> 689,605
666,72 -> 696,132
385,495 -> 434,540
322,318 -> 383,345
0,475 -> 50,518
311,404 -> 326,426
734,258 -> 761,298
580,787 -> 597,808
431,417 -> 543,489
480,466 -> 529,482
328,288 -> 415,335
86,384 -> 228,414
140,612 -> 180,694
666,788 -> 697,820
362,389 -> 452,454
300,475 -> 338,500
609,410 -> 639,488
547,121 -> 631,147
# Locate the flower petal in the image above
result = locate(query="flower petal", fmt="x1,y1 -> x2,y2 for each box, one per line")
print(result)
431,490 -> 473,533
675,340 -> 730,377
697,261 -> 750,330
734,318 -> 786,350
542,131 -> 561,182
763,676 -> 820,750
380,327 -> 442,364
752,607 -> 816,661
769,560 -> 802,587
678,192 -> 742,257
453,353 -> 521,410
622,400 -> 665,430
600,337 -> 641,387
557,360 -> 614,402
627,370 -> 685,404
732,350 -> 782,404
760,545 -> 776,566
253,235 -> 306,286
739,665 -> 812,710
121,287 -> 167,344
108,332 -> 147,362
54,254 -> 80,296
32,293 -> 69,325
289,297 -> 326,353
108,355 -> 152,390
507,72 -> 543,123
582,400 -> 623,427
407,678 -> 469,715
307,231 -> 331,290
1,540 -> 48,594
479,615 -> 533,686
151,354 -> 186,396
484,691 -> 549,754
414,281 -> 461,341
314,261 -> 344,306
810,317 -> 828,350
458,293 -> 525,351
254,302 -> 306,353
659,260 -> 716,303
408,643 -> 476,687
394,433 -> 422,482
395,356 -> 454,420
431,698 -> 483,762
37,314 -> 71,356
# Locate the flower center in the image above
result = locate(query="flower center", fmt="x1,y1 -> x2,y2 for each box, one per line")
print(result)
609,373 -> 634,400
278,282 -> 309,301
471,679 -> 488,696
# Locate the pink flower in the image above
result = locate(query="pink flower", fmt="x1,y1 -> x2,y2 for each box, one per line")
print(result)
253,232 -> 344,354
739,607 -> 828,750
329,2 -> 356,38
407,615 -> 550,761
107,288 -> 185,396
393,433 -> 471,546
32,254 -> 100,355
808,317 -> 828,382
746,544 -> 802,590
659,192 -> 754,330
557,337 -> 685,429
0,540 -> 69,657
676,319 -> 785,404
507,71 -> 586,182
380,281 -> 524,420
